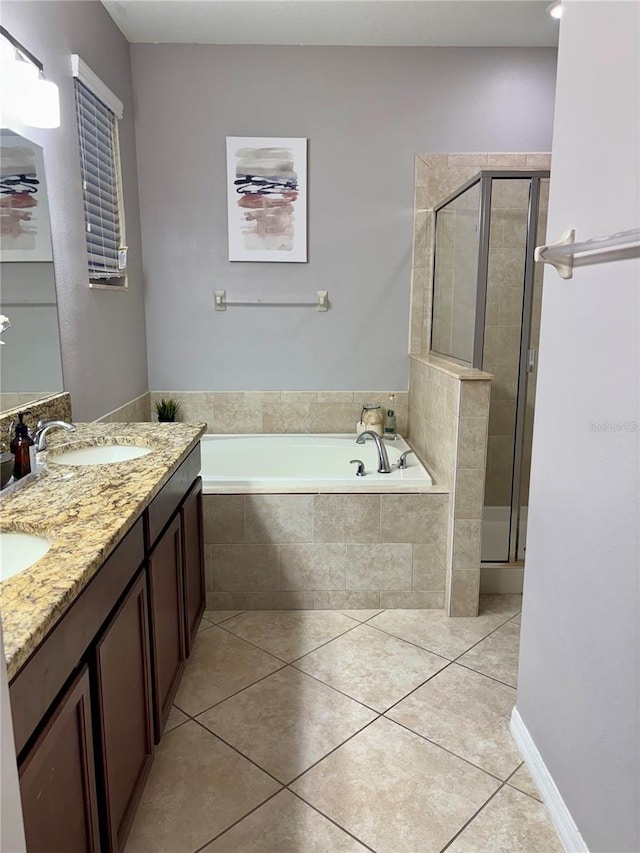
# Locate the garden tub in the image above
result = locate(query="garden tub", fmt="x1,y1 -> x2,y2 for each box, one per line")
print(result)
200,433 -> 436,494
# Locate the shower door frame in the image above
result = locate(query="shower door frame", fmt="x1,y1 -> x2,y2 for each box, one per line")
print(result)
431,170 -> 551,563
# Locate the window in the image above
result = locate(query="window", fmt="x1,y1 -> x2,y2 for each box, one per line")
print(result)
71,55 -> 127,288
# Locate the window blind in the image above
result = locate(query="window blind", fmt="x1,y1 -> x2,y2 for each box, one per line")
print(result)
74,79 -> 125,283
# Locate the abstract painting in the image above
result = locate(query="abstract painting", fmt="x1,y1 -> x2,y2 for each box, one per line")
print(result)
227,137 -> 307,262
0,132 -> 53,262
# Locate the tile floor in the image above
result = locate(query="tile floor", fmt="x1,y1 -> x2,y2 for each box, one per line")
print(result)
125,596 -> 563,853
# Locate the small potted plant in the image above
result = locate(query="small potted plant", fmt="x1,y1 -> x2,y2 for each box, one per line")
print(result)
155,398 -> 181,423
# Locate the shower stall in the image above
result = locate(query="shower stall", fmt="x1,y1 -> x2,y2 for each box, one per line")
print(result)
430,170 -> 550,564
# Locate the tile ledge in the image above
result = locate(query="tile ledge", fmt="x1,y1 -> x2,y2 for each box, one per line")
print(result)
410,353 -> 493,381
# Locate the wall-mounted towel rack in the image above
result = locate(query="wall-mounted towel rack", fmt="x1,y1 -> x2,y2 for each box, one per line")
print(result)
214,289 -> 328,311
535,228 -> 640,279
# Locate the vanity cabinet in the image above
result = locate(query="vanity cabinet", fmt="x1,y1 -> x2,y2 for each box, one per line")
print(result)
19,666 -> 100,853
182,478 -> 205,656
9,442 -> 205,853
94,571 -> 154,851
147,513 -> 185,742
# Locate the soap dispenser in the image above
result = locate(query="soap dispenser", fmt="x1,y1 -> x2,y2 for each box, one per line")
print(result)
384,394 -> 397,439
10,411 -> 36,479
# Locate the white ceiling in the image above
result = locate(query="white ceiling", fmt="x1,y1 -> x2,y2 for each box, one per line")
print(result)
101,0 -> 560,47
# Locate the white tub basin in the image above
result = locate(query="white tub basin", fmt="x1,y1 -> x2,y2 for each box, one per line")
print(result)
49,445 -> 152,466
0,533 -> 51,581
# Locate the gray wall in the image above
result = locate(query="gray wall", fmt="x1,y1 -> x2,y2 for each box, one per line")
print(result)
131,45 -> 557,392
1,1 -> 149,421
516,2 -> 639,850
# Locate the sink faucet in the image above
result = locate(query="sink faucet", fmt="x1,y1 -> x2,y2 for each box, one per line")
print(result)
33,419 -> 76,451
356,430 -> 391,474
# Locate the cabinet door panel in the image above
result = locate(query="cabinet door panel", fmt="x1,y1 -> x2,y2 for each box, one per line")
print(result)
148,514 -> 185,742
182,477 -> 205,656
19,666 -> 100,853
95,571 -> 154,852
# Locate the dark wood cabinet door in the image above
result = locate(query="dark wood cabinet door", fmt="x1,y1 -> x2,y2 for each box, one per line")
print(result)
95,570 -> 154,852
148,513 -> 185,742
19,665 -> 100,853
182,477 -> 205,657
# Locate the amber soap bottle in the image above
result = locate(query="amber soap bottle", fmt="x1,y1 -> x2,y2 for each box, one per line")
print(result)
10,412 -> 36,479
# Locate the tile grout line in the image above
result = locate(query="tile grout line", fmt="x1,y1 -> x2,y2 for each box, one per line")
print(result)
190,787 -> 284,853
190,715 -> 286,787
438,763 -> 524,853
216,611 -> 365,665
287,789 -> 379,853
383,714 -> 511,784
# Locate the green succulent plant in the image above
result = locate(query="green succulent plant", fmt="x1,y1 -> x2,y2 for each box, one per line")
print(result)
155,398 -> 181,422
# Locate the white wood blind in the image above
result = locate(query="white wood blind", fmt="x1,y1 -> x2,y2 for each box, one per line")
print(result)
73,74 -> 125,284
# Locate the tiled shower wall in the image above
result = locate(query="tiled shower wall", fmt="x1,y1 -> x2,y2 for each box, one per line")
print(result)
407,152 -> 550,613
410,152 -> 551,356
148,391 -> 408,435
408,355 -> 491,616
203,491 -> 449,611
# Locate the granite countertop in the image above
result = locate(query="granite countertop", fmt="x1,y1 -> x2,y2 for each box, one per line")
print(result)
0,421 -> 206,680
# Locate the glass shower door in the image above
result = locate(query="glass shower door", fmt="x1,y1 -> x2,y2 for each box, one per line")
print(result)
431,181 -> 481,365
481,177 -> 532,562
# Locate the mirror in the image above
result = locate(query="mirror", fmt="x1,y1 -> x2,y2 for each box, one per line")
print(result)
0,129 -> 64,413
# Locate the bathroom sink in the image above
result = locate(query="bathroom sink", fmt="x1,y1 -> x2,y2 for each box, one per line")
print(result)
0,533 -> 51,582
49,444 -> 152,466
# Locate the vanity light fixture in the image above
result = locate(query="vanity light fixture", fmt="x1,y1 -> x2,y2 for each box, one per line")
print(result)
0,27 -> 60,129
546,1 -> 563,20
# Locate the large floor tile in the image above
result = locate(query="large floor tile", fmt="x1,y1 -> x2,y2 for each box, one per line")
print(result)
124,721 -> 280,853
197,667 -> 376,783
387,663 -> 520,778
201,789 -> 370,852
220,610 -> 357,662
204,610 -> 245,624
291,717 -> 499,853
369,609 -> 506,660
479,594 -> 522,617
446,785 -> 563,852
509,762 -> 542,802
340,609 -> 384,622
294,623 -> 448,711
163,705 -> 189,734
174,626 -> 283,716
458,620 -> 520,687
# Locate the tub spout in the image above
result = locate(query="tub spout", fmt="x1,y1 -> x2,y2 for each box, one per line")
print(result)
356,430 -> 391,474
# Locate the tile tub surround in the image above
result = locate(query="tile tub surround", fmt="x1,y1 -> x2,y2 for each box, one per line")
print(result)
0,420 -> 205,678
408,354 -> 491,616
0,392 -> 72,453
204,492 -> 449,611
410,152 -> 551,356
149,390 -> 408,435
96,391 -> 151,424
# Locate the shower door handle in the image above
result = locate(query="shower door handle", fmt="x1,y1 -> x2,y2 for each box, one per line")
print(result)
526,349 -> 537,373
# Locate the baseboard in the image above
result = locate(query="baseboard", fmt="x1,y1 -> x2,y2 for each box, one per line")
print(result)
480,564 -> 524,593
510,708 -> 589,853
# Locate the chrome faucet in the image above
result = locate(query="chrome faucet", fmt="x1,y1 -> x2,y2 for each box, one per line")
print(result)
356,430 -> 391,474
33,419 -> 76,451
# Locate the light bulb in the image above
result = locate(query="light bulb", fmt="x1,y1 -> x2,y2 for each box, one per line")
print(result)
546,1 -> 563,19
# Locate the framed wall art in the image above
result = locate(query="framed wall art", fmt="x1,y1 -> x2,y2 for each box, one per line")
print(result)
226,136 -> 307,263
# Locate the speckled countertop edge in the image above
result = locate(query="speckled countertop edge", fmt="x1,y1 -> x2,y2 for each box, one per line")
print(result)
0,422 -> 206,680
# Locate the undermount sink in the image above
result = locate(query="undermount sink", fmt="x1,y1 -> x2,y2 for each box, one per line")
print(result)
0,533 -> 51,582
49,445 -> 152,466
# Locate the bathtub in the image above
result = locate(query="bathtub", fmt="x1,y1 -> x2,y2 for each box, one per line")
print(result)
200,433 -> 436,493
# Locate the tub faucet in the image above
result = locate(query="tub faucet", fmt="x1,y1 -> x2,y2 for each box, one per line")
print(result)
33,419 -> 76,451
356,430 -> 391,474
